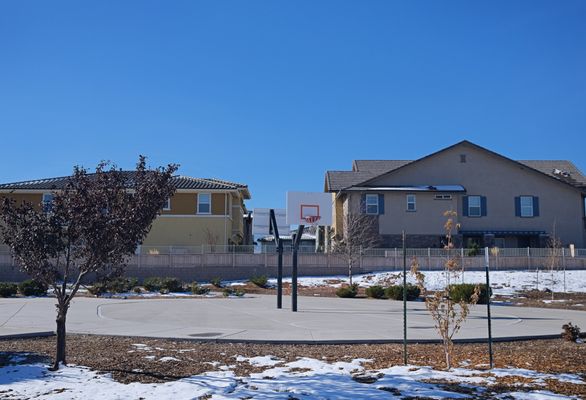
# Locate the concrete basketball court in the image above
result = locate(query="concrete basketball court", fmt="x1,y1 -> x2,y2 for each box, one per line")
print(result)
1,294 -> 585,343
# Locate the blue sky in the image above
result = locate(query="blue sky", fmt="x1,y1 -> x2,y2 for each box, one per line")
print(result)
1,1 -> 585,209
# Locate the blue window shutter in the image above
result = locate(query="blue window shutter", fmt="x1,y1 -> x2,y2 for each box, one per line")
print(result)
515,197 -> 521,217
533,196 -> 540,217
481,196 -> 487,217
360,194 -> 366,214
462,196 -> 469,217
378,194 -> 385,215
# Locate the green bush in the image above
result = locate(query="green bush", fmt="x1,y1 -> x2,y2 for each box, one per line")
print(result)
336,283 -> 359,298
143,277 -> 163,292
449,283 -> 491,304
249,275 -> 268,288
365,285 -> 385,299
17,280 -> 48,297
160,277 -> 183,293
106,277 -> 138,293
0,283 -> 17,297
210,277 -> 223,288
222,287 -> 245,297
385,284 -> 421,301
87,282 -> 108,296
190,282 -> 210,295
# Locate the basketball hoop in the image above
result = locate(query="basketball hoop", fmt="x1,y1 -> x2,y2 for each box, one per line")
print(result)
303,215 -> 321,224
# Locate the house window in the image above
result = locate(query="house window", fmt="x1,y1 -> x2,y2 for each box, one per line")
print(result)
365,194 -> 379,215
162,198 -> 171,211
406,194 -> 416,212
42,193 -> 54,212
468,195 -> 481,217
198,193 -> 211,214
520,196 -> 534,217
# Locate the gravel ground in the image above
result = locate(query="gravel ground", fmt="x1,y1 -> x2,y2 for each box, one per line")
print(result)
1,335 -> 585,397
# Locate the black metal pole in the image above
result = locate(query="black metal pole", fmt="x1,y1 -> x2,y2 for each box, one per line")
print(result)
485,247 -> 494,369
402,230 -> 408,365
269,209 -> 283,309
292,224 -> 304,312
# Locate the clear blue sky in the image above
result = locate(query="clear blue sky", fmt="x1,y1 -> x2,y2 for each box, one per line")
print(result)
1,1 -> 585,209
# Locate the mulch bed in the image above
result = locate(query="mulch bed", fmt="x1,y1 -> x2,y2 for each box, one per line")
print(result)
1,335 -> 585,397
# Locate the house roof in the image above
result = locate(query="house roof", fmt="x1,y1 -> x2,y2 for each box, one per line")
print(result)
0,173 -> 251,198
325,141 -> 586,192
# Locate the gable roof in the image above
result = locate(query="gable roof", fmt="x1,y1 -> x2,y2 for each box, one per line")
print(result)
0,173 -> 251,199
325,140 -> 586,192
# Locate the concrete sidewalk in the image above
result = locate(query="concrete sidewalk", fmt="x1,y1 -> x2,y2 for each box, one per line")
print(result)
1,294 -> 584,343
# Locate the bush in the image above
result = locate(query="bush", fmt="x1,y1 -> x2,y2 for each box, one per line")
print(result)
222,287 -> 245,297
0,283 -> 17,297
365,285 -> 385,299
562,322 -> 581,342
336,283 -> 359,298
449,283 -> 491,304
160,277 -> 183,293
190,282 -> 210,295
210,277 -> 223,288
385,284 -> 421,301
106,277 -> 138,293
133,286 -> 142,294
143,277 -> 163,292
249,275 -> 268,288
87,282 -> 108,296
17,280 -> 48,296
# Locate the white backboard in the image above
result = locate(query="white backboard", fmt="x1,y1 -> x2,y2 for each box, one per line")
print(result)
286,192 -> 333,225
252,208 -> 288,236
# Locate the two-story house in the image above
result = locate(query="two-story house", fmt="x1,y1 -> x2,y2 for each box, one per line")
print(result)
325,141 -> 586,248
0,174 -> 251,251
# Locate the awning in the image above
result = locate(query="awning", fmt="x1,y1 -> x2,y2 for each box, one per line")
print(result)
348,185 -> 465,192
460,230 -> 546,236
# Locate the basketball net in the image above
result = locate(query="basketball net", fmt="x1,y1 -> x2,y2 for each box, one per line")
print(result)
303,215 -> 321,225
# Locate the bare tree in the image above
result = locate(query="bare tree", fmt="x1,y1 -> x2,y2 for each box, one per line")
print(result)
332,211 -> 380,285
413,210 -> 479,369
0,157 -> 177,370
545,222 -> 563,300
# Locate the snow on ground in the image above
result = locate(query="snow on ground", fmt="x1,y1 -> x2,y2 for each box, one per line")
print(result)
267,270 -> 586,295
0,355 -> 582,399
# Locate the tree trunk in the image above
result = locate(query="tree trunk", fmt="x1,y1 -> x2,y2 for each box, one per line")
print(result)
51,311 -> 67,370
348,260 -> 353,286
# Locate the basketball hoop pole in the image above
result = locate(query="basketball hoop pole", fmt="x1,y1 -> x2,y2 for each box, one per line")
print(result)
291,224 -> 304,312
269,209 -> 283,309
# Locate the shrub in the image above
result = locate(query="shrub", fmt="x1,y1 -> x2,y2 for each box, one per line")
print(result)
562,322 -> 581,342
222,287 -> 245,297
160,277 -> 183,293
133,286 -> 142,294
17,280 -> 48,297
143,277 -> 163,292
0,283 -> 17,297
449,283 -> 491,304
385,284 -> 421,301
87,282 -> 108,296
336,283 -> 359,298
365,285 -> 385,299
107,277 -> 138,293
190,282 -> 210,295
249,275 -> 268,288
210,277 -> 223,288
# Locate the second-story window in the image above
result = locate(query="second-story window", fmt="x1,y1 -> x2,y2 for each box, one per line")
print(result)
468,195 -> 481,217
365,194 -> 379,215
198,193 -> 211,214
42,193 -> 54,212
406,194 -> 416,212
520,196 -> 534,217
162,198 -> 171,211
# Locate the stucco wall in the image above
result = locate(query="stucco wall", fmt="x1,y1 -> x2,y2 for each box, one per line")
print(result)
142,216 -> 233,246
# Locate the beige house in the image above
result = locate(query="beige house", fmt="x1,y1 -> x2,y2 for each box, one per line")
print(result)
0,174 -> 251,251
325,141 -> 586,248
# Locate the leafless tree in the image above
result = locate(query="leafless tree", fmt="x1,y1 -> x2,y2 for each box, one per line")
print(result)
545,222 -> 563,300
0,157 -> 177,370
413,210 -> 479,369
332,211 -> 380,285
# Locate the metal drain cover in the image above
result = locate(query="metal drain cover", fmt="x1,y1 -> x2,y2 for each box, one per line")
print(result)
188,332 -> 223,337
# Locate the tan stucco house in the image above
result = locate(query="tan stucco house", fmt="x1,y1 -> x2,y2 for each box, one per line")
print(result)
325,141 -> 586,248
0,174 -> 251,251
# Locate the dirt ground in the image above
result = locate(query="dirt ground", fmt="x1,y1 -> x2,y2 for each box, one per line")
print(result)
1,335 -> 585,397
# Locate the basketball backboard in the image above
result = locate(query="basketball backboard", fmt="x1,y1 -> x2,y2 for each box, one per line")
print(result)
252,208 -> 288,236
286,192 -> 333,225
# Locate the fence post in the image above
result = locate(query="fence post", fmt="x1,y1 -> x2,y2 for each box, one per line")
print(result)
562,247 -> 567,292
359,246 -> 363,271
201,245 -> 205,267
527,247 -> 531,270
460,247 -> 464,274
394,248 -> 398,271
232,245 -> 236,268
427,248 -> 431,270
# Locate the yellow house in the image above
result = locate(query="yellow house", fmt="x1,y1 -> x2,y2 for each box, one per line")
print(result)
0,174 -> 251,252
